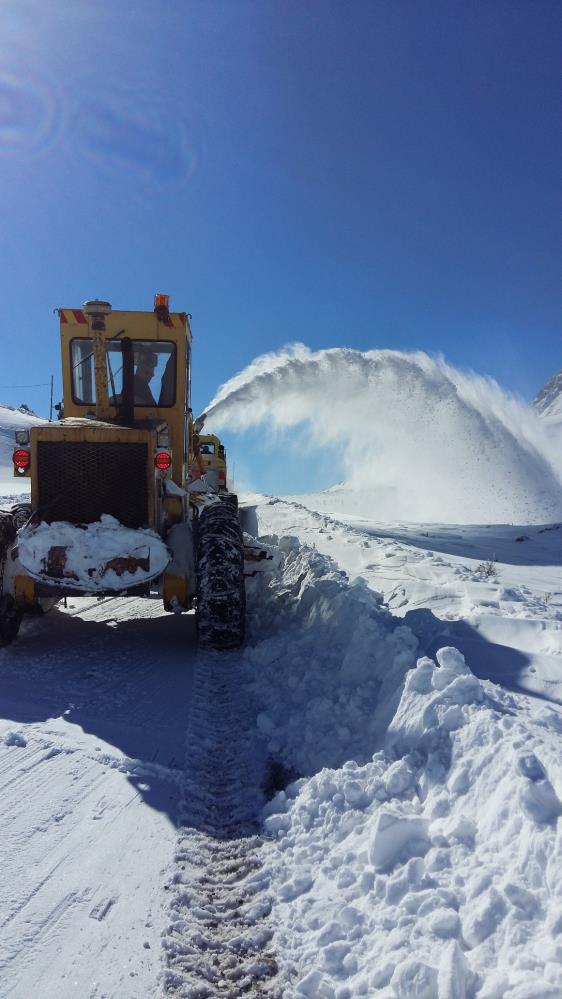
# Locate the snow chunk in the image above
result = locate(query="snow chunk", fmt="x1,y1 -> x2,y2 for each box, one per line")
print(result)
278,873 -> 314,901
385,759 -> 416,797
386,647 -> 483,756
428,908 -> 460,939
519,776 -> 562,824
369,808 -> 429,872
295,970 -> 335,997
3,730 -> 27,747
461,887 -> 507,947
433,646 -> 471,688
437,941 -> 471,998
390,957 -> 438,998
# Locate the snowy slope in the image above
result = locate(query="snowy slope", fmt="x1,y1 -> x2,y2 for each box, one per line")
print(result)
533,371 -> 562,478
534,370 -> 562,474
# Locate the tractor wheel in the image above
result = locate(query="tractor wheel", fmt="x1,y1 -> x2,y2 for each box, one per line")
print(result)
10,504 -> 32,531
0,595 -> 23,647
196,497 -> 245,650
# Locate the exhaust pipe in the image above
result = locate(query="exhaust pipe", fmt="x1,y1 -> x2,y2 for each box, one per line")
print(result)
83,300 -> 112,420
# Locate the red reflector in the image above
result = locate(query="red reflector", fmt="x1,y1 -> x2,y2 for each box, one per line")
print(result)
218,471 -> 226,480
155,451 -> 171,471
13,448 -> 30,469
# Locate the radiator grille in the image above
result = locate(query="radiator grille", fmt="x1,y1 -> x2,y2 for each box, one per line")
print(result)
37,441 -> 149,528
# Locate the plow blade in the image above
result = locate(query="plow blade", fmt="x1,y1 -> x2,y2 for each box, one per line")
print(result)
17,516 -> 170,592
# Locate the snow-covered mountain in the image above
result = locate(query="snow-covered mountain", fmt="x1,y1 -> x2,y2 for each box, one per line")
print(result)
534,368 -> 562,424
533,369 -> 562,481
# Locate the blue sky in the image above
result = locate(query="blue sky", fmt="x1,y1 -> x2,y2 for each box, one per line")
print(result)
1,0 -> 560,492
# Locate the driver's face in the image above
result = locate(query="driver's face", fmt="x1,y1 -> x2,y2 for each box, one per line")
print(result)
138,357 -> 157,380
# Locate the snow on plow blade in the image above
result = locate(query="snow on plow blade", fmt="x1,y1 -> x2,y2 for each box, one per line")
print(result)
17,515 -> 170,592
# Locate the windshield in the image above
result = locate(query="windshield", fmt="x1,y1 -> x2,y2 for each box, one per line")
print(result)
71,338 -> 177,408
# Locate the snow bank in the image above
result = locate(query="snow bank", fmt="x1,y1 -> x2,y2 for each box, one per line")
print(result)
204,345 -> 562,524
261,643 -> 562,997
245,535 -> 418,775
17,514 -> 170,590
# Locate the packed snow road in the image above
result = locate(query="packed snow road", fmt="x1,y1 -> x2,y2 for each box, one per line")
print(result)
0,595 -> 194,998
0,590 -> 281,999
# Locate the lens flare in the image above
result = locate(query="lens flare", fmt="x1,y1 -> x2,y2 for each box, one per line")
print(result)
0,68 -> 61,156
73,89 -> 199,191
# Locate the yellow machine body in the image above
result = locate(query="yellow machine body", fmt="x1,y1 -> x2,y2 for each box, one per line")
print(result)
58,306 -> 192,489
12,302 -> 196,611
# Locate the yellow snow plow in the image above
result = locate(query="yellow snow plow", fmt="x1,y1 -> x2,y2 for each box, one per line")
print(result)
0,294 -> 257,649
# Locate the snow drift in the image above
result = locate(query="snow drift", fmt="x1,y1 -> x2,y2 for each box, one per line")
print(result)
243,532 -> 562,997
262,647 -> 562,998
246,533 -> 417,774
205,346 -> 562,524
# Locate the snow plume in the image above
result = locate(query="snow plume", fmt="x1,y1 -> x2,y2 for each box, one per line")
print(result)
205,345 -> 562,523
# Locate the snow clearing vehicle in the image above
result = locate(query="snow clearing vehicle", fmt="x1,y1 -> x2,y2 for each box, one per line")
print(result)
189,433 -> 228,493
0,295 -> 262,650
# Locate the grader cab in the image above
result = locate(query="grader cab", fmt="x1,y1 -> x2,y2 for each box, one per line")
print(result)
0,295 -> 246,650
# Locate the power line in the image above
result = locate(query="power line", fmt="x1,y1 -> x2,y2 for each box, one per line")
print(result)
0,382 -> 52,388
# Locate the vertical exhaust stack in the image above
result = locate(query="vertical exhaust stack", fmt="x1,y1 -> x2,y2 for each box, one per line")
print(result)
83,299 -> 112,421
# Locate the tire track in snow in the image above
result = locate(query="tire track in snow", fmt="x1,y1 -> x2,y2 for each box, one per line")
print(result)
163,653 -> 281,997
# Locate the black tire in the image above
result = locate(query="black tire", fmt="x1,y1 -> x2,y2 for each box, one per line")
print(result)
0,595 -> 23,647
10,504 -> 32,532
196,497 -> 245,650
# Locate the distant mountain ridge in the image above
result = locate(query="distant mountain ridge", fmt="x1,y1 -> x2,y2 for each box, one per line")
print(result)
534,368 -> 562,422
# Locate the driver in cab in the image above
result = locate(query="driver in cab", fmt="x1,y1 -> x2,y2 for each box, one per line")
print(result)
134,348 -> 158,406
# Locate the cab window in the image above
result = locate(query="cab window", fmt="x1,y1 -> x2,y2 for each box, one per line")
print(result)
70,339 -> 177,407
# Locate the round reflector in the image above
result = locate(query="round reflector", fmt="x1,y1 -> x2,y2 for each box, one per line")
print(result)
13,448 -> 30,469
155,451 -> 171,471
